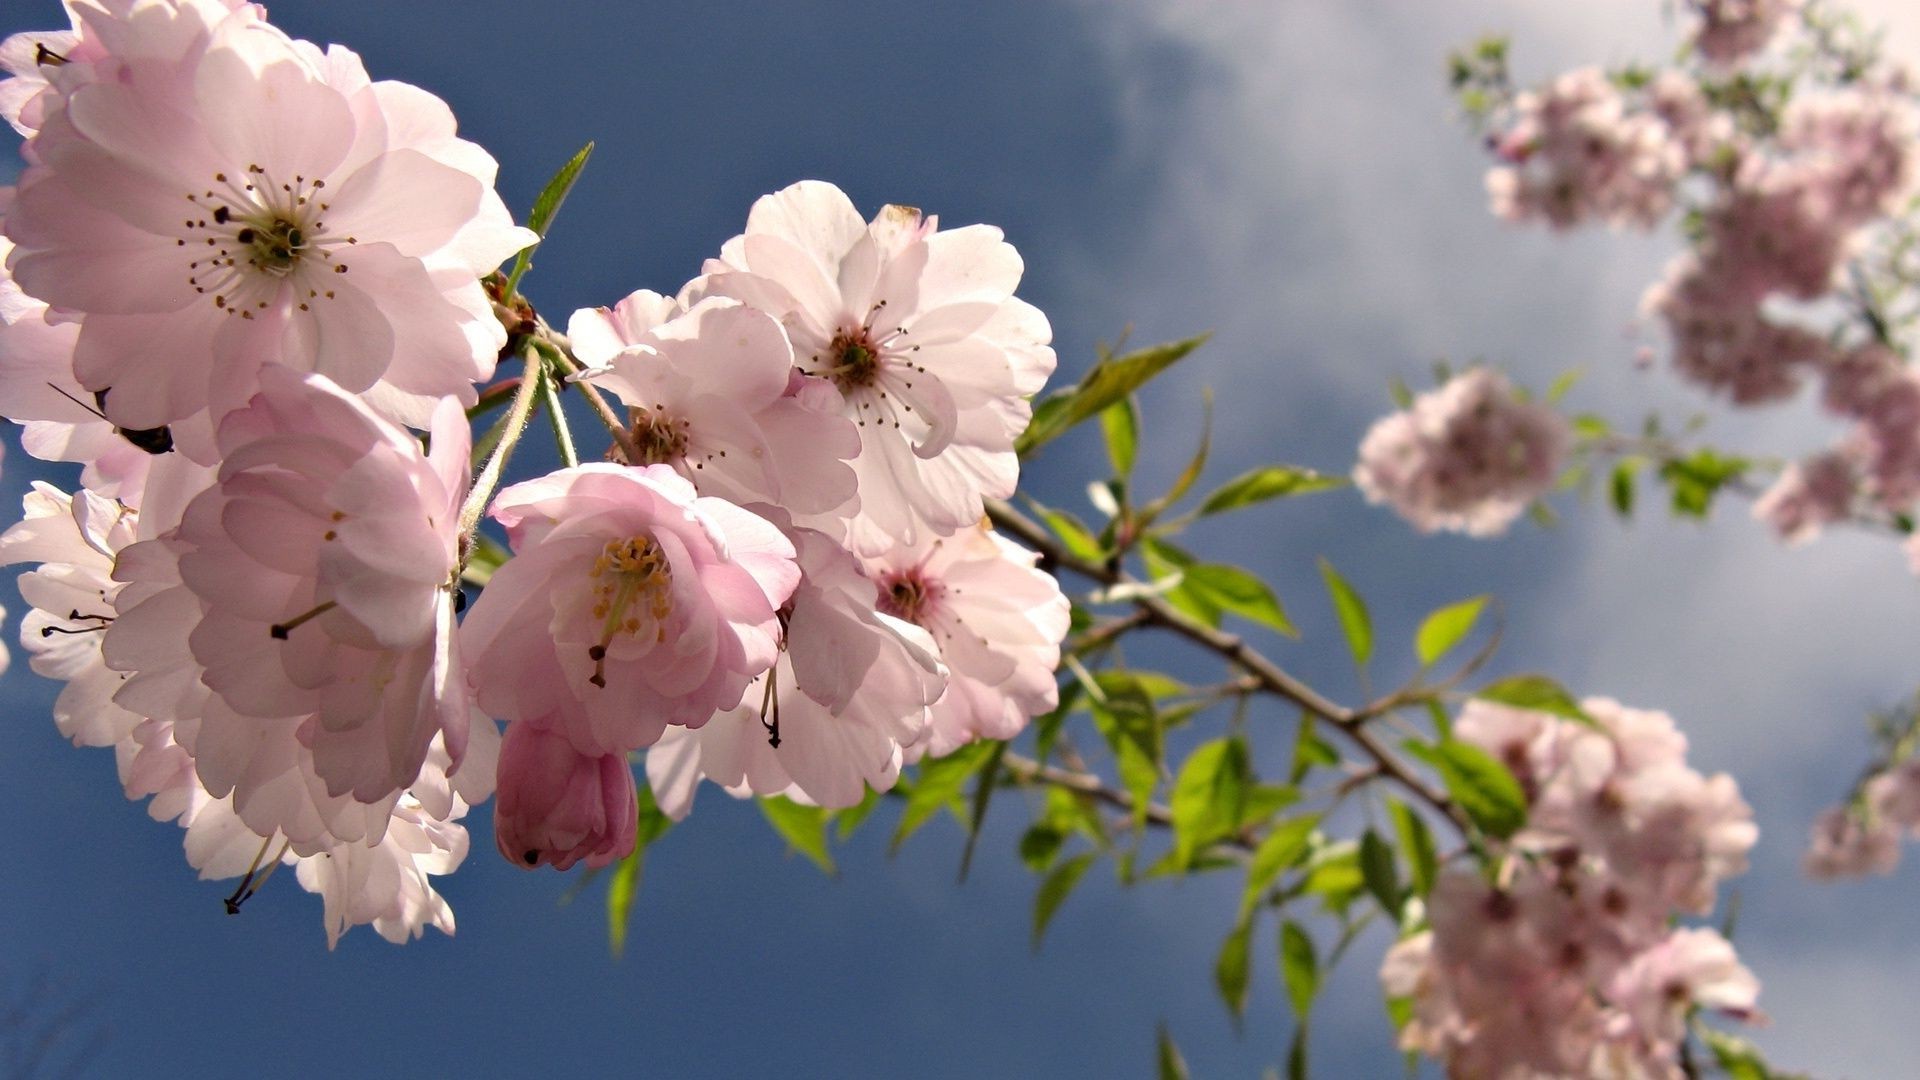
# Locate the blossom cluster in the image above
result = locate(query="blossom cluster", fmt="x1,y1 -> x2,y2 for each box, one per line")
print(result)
1352,367 -> 1570,536
1804,755 -> 1920,878
1382,697 -> 1760,1078
0,1 -> 1066,943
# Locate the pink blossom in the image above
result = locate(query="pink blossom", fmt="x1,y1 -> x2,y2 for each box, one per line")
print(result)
0,481 -> 139,746
1486,67 -> 1686,231
692,180 -> 1056,551
1648,71 -> 1734,167
1779,89 -> 1917,227
1803,804 -> 1901,879
862,523 -> 1066,759
1700,171 -> 1853,301
493,716 -> 637,871
1753,451 -> 1855,544
1690,0 -> 1804,67
571,294 -> 860,514
174,368 -> 472,804
460,464 -> 800,757
1641,256 -> 1828,404
1353,367 -> 1570,536
3,0 -> 534,445
1607,928 -> 1761,1061
0,231 -> 154,502
647,522 -> 944,816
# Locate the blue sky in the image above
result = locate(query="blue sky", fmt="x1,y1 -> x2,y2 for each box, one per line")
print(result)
4,1 -> 1920,1076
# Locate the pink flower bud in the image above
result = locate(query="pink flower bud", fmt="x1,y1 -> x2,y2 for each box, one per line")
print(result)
494,718 -> 637,871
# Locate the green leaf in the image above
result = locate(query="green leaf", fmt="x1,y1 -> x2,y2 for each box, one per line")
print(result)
1179,564 -> 1298,637
1286,1027 -> 1308,1080
1386,799 -> 1438,899
1358,828 -> 1403,917
1242,814 -> 1320,912
1610,459 -> 1639,517
1476,673 -> 1591,724
1407,740 -> 1528,839
1214,915 -> 1254,1020
1279,920 -> 1320,1018
1019,824 -> 1067,872
1171,737 -> 1252,868
1301,842 -> 1365,914
1199,466 -> 1346,516
957,741 -> 1006,881
759,796 -> 834,874
606,783 -> 674,957
1659,447 -> 1748,518
503,141 -> 594,297
1318,558 -> 1373,666
1699,1027 -> 1806,1080
1156,1024 -> 1192,1080
1139,391 -> 1213,524
834,786 -> 883,840
605,848 -> 642,958
1032,851 -> 1097,950
1545,367 -> 1583,404
1414,595 -> 1488,667
1029,501 -> 1106,563
1101,397 -> 1140,479
1288,713 -> 1339,783
892,741 -> 996,852
1017,334 -> 1212,456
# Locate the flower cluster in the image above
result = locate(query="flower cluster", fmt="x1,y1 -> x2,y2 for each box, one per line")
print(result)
1804,756 -> 1920,878
1382,697 -> 1760,1078
0,3 -> 1066,942
1486,67 -> 1687,230
1353,367 -> 1570,536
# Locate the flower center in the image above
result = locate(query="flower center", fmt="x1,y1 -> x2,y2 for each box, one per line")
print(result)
627,408 -> 690,465
180,164 -> 357,319
585,535 -> 673,687
877,571 -> 941,625
829,333 -> 883,390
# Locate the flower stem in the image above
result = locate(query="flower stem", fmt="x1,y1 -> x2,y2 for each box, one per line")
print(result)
541,367 -> 579,468
458,346 -> 548,543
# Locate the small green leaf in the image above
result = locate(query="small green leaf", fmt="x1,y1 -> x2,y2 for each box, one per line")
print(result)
1180,564 -> 1297,636
1171,737 -> 1252,868
1140,391 -> 1213,525
759,796 -> 834,874
1359,828 -> 1403,917
1032,851 -> 1098,950
1408,740 -> 1528,839
504,141 -> 594,297
1156,1024 -> 1192,1080
1545,367 -> 1583,403
1288,713 -> 1339,783
834,786 -> 883,840
1699,1027 -> 1806,1080
1199,466 -> 1346,516
1018,334 -> 1212,457
1019,824 -> 1067,872
1101,397 -> 1140,479
1476,673 -> 1591,724
1318,558 -> 1373,666
1214,916 -> 1254,1019
1279,920 -> 1320,1018
1029,501 -> 1106,563
893,741 -> 996,851
1414,595 -> 1488,667
605,848 -> 642,958
1611,459 -> 1639,517
1386,799 -> 1438,899
1243,814 -> 1320,912
1660,448 -> 1748,518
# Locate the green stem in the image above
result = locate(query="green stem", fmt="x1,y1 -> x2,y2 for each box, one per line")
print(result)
541,368 -> 580,468
458,347 -> 548,543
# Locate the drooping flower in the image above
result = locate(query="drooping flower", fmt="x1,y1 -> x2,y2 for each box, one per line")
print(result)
492,715 -> 637,871
174,366 -> 473,803
460,463 -> 800,757
861,522 -> 1066,759
0,481 -> 139,746
692,180 -> 1056,551
3,0 -> 534,448
1354,367 -> 1570,537
569,293 -> 860,514
647,522 -> 944,816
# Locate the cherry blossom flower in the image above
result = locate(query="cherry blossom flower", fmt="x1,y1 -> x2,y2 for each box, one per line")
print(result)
647,522 -> 944,816
861,522 -> 1066,759
0,481 -> 138,746
460,464 -> 800,757
570,294 -> 860,514
1753,451 -> 1855,544
1486,67 -> 1686,231
492,715 -> 636,871
692,180 -> 1056,550
1779,89 -> 1917,227
3,0 -> 534,446
1354,367 -> 1570,536
0,231 -> 155,502
1641,256 -> 1829,404
174,367 -> 473,804
1803,803 -> 1901,878
1690,0 -> 1803,67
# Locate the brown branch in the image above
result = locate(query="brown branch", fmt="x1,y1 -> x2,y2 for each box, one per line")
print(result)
987,497 -> 1466,831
